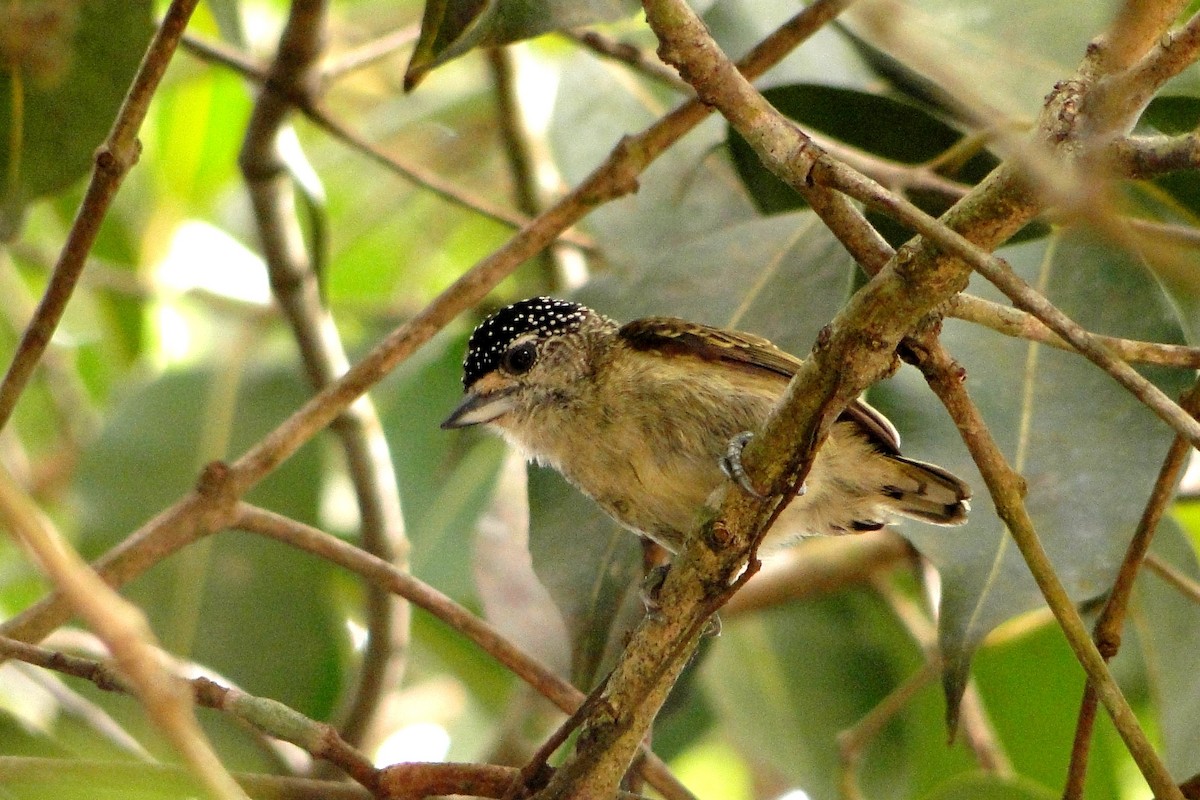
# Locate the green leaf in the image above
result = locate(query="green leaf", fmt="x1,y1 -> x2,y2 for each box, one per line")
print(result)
0,0 -> 153,235
970,621 -> 1125,799
405,0 -> 639,89
527,465 -> 643,688
920,773 -> 1057,800
1137,519 -> 1200,780
872,229 -> 1191,724
75,362 -> 347,726
702,589 -> 922,800
381,329 -> 506,603
726,84 -> 1005,247
1140,95 -> 1200,135
839,0 -> 1117,118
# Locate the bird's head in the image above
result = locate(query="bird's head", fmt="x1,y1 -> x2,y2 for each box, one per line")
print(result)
441,297 -> 616,431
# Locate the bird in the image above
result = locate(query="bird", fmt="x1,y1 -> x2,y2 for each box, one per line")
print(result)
442,296 -> 970,554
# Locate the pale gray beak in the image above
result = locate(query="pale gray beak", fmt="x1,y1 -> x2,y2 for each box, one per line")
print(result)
441,388 -> 517,429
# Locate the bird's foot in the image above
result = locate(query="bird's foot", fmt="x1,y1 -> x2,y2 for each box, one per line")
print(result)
640,564 -> 671,623
719,431 -> 807,499
720,431 -> 767,497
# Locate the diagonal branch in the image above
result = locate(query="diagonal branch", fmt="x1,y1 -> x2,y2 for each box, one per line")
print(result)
535,0 -> 1191,796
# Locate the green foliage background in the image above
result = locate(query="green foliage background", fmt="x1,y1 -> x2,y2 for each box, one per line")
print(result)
2,0 -> 1200,798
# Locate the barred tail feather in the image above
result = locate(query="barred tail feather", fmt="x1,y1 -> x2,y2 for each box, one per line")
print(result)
884,456 -> 971,526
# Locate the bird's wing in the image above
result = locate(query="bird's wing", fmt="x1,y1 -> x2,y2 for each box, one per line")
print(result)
618,316 -> 901,453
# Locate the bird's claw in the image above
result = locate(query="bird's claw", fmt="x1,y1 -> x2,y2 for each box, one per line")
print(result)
721,431 -> 766,497
640,564 -> 670,623
719,431 -> 808,499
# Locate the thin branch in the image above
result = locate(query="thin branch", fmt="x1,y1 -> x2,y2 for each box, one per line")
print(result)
0,635 -> 378,788
1089,8 -> 1200,137
1063,384 -> 1200,799
229,502 -> 695,800
321,24 -> 419,80
0,758 -> 372,800
179,32 -> 596,250
1144,551 -> 1200,604
0,467 -> 246,800
1088,0 -> 1192,76
1108,134 -> 1200,179
239,0 -> 408,751
947,294 -> 1200,369
0,0 -> 201,431
721,530 -> 909,616
561,29 -> 692,93
916,343 -> 1182,800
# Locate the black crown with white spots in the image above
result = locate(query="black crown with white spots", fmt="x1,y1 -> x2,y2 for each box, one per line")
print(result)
462,297 -> 591,388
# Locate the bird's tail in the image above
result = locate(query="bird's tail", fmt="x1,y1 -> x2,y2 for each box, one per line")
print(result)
885,456 -> 971,526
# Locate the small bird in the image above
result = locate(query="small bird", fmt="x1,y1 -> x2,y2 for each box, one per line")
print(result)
442,297 -> 970,554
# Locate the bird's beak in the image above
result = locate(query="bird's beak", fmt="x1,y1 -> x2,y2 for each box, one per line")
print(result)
440,386 -> 517,429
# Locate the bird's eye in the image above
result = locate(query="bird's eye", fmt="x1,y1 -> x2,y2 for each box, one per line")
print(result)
502,342 -> 537,375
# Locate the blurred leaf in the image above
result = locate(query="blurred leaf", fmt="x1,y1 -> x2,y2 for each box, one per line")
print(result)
0,0 -> 153,236
74,360 -> 348,732
873,229 -> 1191,725
405,0 -> 638,89
527,465 -> 643,688
150,69 -> 251,211
579,211 -> 858,356
549,53 -> 759,263
474,455 -> 572,678
380,329 -> 507,603
840,0 -> 1117,118
971,621 -> 1125,799
700,0 -> 876,89
1136,519 -> 1200,780
1140,95 -> 1200,135
728,84 -> 996,213
920,773 -> 1057,800
703,589 -> 921,800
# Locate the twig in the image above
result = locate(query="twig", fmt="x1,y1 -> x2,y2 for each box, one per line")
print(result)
1063,383 -> 1200,800
1089,8 -> 1200,138
1144,551 -> 1200,604
916,344 -> 1182,800
179,32 -> 596,249
239,0 -> 408,751
561,29 -> 692,93
0,757 -> 372,800
0,635 -> 379,788
486,47 -> 563,287
229,502 -> 695,800
837,658 -> 939,800
1087,0 -> 1192,76
947,294 -> 1200,369
0,466 -> 246,800
721,531 -> 909,616
321,24 -> 419,80
0,0 -> 201,431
